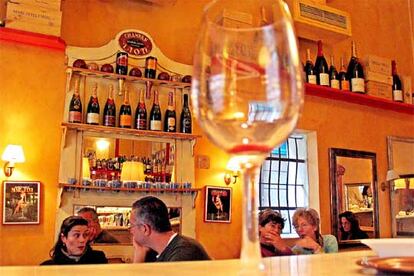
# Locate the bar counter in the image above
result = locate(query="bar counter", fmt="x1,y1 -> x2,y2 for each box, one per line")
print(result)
1,250 -> 376,275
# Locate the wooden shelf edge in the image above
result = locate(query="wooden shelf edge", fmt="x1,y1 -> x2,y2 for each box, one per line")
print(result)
0,27 -> 66,51
61,122 -> 202,140
59,183 -> 201,193
305,83 -> 414,115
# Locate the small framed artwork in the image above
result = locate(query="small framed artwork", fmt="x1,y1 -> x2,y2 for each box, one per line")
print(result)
2,181 -> 40,225
204,186 -> 232,223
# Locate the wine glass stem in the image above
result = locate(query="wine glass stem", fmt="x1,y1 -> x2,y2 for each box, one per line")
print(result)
241,164 -> 262,267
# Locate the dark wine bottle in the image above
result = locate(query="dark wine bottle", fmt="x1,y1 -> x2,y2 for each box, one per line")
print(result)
338,56 -> 349,91
145,56 -> 157,79
392,60 -> 403,102
103,84 -> 116,127
149,89 -> 162,131
68,80 -> 82,123
86,83 -> 100,125
347,41 -> 365,93
164,91 -> 176,132
304,49 -> 317,84
119,88 -> 132,128
314,40 -> 329,86
329,55 -> 340,89
115,52 -> 128,75
180,94 -> 192,133
135,89 -> 147,130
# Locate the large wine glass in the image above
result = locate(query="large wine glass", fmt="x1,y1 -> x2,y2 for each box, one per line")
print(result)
192,0 -> 303,273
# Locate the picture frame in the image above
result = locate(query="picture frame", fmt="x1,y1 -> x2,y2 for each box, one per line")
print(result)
2,181 -> 40,225
204,186 -> 232,223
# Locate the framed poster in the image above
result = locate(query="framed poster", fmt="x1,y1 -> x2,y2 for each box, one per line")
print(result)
2,181 -> 40,224
204,186 -> 232,223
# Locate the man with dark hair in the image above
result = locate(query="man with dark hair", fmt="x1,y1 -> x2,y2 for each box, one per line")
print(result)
130,196 -> 210,262
78,207 -> 119,244
259,208 -> 293,257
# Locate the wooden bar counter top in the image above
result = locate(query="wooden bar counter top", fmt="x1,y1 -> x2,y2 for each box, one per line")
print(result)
1,250 -> 376,275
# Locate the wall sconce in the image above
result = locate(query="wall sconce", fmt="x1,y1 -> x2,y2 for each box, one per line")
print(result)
2,144 -> 25,177
383,169 -> 414,191
224,157 -> 241,185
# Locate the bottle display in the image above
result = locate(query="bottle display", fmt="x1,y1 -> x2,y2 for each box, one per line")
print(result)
164,91 -> 176,132
314,40 -> 329,86
115,52 -> 128,75
180,94 -> 192,133
304,49 -> 317,84
329,55 -> 340,89
68,80 -> 82,123
119,88 -> 132,128
103,84 -> 116,127
149,90 -> 162,131
338,56 -> 349,90
347,41 -> 365,93
391,60 -> 403,102
135,89 -> 147,130
145,56 -> 157,79
86,83 -> 100,125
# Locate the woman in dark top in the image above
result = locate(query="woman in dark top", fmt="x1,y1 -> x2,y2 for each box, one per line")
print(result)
339,211 -> 369,241
41,216 -> 108,265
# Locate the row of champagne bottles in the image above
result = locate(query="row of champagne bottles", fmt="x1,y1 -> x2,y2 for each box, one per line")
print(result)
68,83 -> 192,133
304,40 -> 403,102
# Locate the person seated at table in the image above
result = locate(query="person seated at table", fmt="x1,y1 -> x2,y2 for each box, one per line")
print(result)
259,209 -> 293,257
130,196 -> 211,262
41,216 -> 108,265
339,211 -> 369,240
292,208 -> 338,254
78,207 -> 119,244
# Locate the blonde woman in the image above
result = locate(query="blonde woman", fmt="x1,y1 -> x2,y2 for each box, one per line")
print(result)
292,208 -> 338,254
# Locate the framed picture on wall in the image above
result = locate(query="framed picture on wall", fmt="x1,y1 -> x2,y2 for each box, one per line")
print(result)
2,181 -> 40,225
204,186 -> 232,223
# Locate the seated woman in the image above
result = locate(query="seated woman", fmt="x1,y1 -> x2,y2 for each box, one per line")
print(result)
41,216 -> 108,265
339,211 -> 369,240
292,208 -> 338,254
259,209 -> 293,257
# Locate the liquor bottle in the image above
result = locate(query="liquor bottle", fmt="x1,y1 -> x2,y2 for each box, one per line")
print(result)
115,52 -> 128,75
86,83 -> 100,125
314,40 -> 329,86
103,84 -> 116,127
391,60 -> 403,102
338,56 -> 349,90
135,88 -> 147,130
329,55 -> 340,89
119,88 -> 132,128
145,56 -> 157,79
164,91 -> 176,132
180,94 -> 192,133
304,49 -> 317,84
149,89 -> 162,131
346,41 -> 365,93
68,80 -> 82,123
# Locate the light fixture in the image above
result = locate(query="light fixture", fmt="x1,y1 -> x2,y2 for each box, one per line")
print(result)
2,144 -> 25,177
383,170 -> 414,191
82,157 -> 91,180
224,157 -> 241,185
121,161 -> 145,182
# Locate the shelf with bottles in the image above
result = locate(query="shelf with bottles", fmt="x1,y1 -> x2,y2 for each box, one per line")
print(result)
60,183 -> 200,194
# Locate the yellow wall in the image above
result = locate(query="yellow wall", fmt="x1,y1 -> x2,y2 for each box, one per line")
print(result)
0,0 -> 413,265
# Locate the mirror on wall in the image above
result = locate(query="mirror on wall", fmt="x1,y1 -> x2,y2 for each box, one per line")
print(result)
329,148 -> 379,245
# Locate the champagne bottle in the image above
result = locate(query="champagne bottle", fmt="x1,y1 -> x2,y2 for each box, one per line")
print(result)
135,89 -> 147,130
86,83 -> 100,125
149,89 -> 162,131
119,88 -> 132,128
338,56 -> 349,90
314,40 -> 329,86
392,60 -> 403,102
347,41 -> 365,93
164,91 -> 176,132
68,80 -> 82,123
103,84 -> 116,127
329,55 -> 340,89
180,94 -> 192,133
304,49 -> 317,84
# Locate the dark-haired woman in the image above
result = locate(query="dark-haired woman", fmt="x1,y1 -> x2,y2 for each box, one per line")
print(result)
41,216 -> 108,265
339,211 -> 369,240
